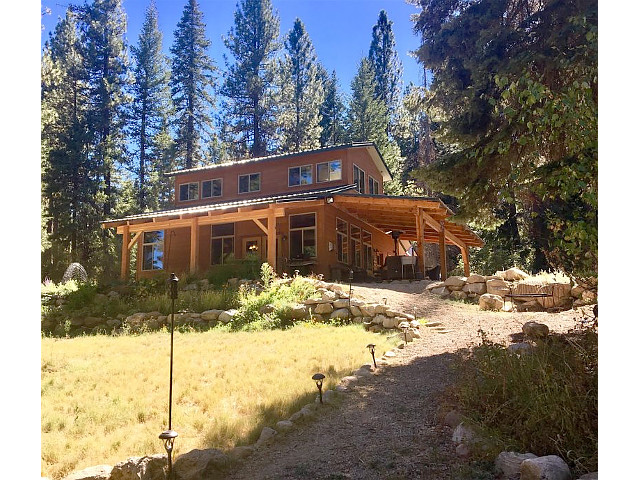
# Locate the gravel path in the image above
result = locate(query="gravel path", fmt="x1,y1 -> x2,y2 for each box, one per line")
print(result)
222,280 -> 583,480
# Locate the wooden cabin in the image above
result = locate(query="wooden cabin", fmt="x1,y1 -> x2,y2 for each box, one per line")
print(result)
102,142 -> 483,281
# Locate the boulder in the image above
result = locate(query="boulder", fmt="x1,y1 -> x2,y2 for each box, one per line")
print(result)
507,342 -> 534,355
382,316 -> 399,329
431,286 -> 450,297
522,321 -> 549,339
486,278 -> 510,297
504,267 -> 530,281
452,423 -> 477,445
359,304 -> 377,317
330,308 -> 350,320
520,455 -> 571,480
255,427 -> 278,447
577,474 -> 598,480
571,285 -> 585,298
309,314 -> 325,322
352,316 -> 364,324
228,446 -> 254,462
288,304 -> 309,319
479,294 -> 504,311
371,314 -> 386,325
62,465 -> 113,480
322,389 -> 338,403
463,282 -> 487,295
321,290 -> 339,301
456,443 -> 471,457
274,420 -> 294,432
466,274 -> 486,284
516,300 -> 544,312
442,410 -> 463,428
109,454 -> 166,480
314,303 -> 333,315
495,452 -> 538,479
173,449 -> 230,480
218,309 -> 237,324
201,309 -> 223,321
426,281 -> 445,290
350,306 -> 362,317
374,304 -> 390,315
333,299 -> 350,309
444,276 -> 467,290
83,317 -> 104,328
450,290 -> 468,301
258,304 -> 276,315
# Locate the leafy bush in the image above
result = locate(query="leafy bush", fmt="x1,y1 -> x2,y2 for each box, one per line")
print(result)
41,279 -> 79,297
451,325 -> 597,475
206,257 -> 262,287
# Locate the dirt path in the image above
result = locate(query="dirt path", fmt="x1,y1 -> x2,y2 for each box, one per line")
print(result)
223,280 -> 583,480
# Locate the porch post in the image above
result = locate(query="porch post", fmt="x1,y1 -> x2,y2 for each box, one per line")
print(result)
267,208 -> 277,269
190,217 -> 199,274
461,244 -> 470,277
120,223 -> 130,280
439,220 -> 447,281
415,208 -> 425,278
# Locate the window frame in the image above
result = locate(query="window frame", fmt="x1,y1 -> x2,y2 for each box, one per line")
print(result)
288,164 -> 313,187
238,172 -> 261,194
201,178 -> 223,199
368,175 -> 379,195
178,182 -> 199,202
336,217 -> 349,264
316,159 -> 342,183
362,229 -> 373,271
289,212 -> 317,259
211,223 -> 235,265
350,224 -> 362,268
141,230 -> 164,271
353,164 -> 365,193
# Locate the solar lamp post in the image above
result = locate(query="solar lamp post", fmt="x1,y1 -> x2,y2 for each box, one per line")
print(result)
312,373 -> 325,404
367,344 -> 377,369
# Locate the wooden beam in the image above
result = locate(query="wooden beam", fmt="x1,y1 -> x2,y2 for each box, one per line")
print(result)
120,224 -> 130,280
190,217 -> 199,274
415,208 -> 425,278
422,212 -> 468,251
253,218 -> 268,235
267,207 -> 277,269
127,231 -> 142,250
461,244 -> 470,276
439,220 -> 447,281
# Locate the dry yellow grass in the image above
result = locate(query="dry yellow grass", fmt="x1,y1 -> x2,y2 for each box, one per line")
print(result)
41,324 -> 396,479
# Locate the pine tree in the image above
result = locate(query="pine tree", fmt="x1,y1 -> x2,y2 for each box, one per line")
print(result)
318,69 -> 347,147
277,18 -> 324,152
221,0 -> 280,158
368,10 -> 402,121
41,10 -> 98,278
129,1 -> 173,211
346,58 -> 388,146
170,0 -> 216,169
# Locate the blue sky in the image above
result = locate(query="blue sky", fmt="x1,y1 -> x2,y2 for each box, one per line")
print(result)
40,0 -> 427,95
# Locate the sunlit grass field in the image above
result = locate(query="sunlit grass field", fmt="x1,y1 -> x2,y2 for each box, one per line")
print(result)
41,324 -> 396,479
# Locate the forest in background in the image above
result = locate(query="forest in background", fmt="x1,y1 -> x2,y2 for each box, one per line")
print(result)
41,0 -> 597,284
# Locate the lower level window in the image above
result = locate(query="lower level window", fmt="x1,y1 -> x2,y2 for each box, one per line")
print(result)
211,223 -> 235,265
142,231 -> 164,271
290,213 -> 316,259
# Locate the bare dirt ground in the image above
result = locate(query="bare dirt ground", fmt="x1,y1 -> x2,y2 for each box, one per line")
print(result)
222,280 -> 587,480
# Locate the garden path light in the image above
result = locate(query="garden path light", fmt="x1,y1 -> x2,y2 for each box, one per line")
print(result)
367,343 -> 377,369
312,373 -> 325,404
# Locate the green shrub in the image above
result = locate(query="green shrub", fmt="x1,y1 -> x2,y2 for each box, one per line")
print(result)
64,283 -> 98,310
452,326 -> 597,475
206,257 -> 262,287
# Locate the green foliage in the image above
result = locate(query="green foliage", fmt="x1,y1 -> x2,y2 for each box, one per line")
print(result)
412,0 -> 598,280
368,10 -> 402,118
260,262 -> 276,288
221,0 -> 281,157
170,0 -> 216,169
318,69 -> 347,147
453,327 -> 598,475
206,257 -> 262,287
347,58 -> 388,146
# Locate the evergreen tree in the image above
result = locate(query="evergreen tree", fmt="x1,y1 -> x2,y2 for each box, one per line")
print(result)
170,0 -> 216,169
319,69 -> 347,147
368,10 -> 402,121
129,1 -> 173,211
346,58 -> 388,146
277,18 -> 324,152
221,0 -> 281,157
412,0 -> 598,277
41,10 -> 98,278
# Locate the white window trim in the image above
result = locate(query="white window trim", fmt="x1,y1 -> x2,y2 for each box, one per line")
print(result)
141,231 -> 164,271
288,164 -> 313,187
316,159 -> 342,183
202,178 -> 223,199
289,212 -> 317,259
238,172 -> 261,194
178,182 -> 199,202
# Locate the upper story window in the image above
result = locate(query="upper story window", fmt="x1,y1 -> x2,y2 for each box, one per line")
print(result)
353,165 -> 365,193
289,165 -> 313,187
317,160 -> 342,183
179,182 -> 199,201
238,173 -> 261,194
202,178 -> 222,199
368,176 -> 379,195
142,231 -> 164,271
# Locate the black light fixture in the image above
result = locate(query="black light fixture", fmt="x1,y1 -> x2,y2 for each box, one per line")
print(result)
312,373 -> 325,404
386,230 -> 404,256
367,344 -> 377,369
159,273 -> 179,478
401,324 -> 409,346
